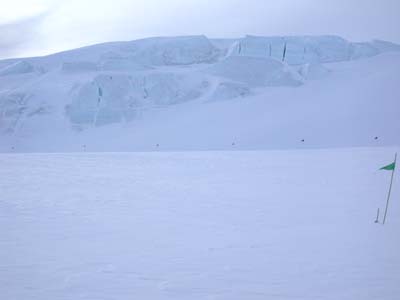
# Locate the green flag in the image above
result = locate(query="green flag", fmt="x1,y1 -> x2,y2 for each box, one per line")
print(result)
380,153 -> 397,225
380,162 -> 396,171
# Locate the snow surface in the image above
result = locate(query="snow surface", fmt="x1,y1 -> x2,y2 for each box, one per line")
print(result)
1,147 -> 399,300
0,61 -> 35,77
1,34 -> 400,300
0,35 -> 399,152
206,56 -> 302,87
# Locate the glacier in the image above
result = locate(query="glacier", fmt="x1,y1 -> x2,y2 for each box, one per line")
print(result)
0,34 -> 399,152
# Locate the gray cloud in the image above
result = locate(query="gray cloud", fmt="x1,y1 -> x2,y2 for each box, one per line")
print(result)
0,13 -> 48,59
1,0 -> 400,60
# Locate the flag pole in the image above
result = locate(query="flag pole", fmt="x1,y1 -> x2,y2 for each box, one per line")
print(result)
375,208 -> 380,223
383,153 -> 397,225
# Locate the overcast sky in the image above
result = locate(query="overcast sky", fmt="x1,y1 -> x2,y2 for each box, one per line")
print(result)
1,0 -> 399,59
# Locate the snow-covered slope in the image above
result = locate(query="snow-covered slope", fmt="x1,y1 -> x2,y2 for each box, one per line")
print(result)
0,35 -> 399,152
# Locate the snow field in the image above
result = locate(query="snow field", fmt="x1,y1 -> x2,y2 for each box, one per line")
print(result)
1,147 -> 399,299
